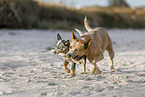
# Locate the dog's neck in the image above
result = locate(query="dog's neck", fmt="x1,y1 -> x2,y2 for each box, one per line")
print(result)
65,43 -> 70,54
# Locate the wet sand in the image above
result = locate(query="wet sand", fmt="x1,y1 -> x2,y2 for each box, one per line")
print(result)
0,29 -> 145,97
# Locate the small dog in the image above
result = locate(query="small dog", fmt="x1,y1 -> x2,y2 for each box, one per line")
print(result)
67,17 -> 115,74
51,33 -> 86,76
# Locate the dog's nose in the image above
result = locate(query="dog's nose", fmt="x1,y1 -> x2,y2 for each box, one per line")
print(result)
54,51 -> 56,54
67,53 -> 71,58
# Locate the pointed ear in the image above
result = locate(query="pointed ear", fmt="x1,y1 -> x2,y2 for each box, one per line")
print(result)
72,32 -> 77,39
65,40 -> 69,45
57,34 -> 62,40
84,39 -> 91,49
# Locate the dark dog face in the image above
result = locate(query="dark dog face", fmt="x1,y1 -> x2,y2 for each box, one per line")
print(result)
52,34 -> 69,55
67,32 -> 90,61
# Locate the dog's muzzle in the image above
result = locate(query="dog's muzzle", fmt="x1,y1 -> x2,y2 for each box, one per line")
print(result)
67,53 -> 84,61
67,53 -> 71,58
51,49 -> 60,54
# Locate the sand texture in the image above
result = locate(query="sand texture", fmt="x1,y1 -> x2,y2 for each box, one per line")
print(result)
0,29 -> 145,97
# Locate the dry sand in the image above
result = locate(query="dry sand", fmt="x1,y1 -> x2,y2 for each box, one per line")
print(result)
0,29 -> 145,97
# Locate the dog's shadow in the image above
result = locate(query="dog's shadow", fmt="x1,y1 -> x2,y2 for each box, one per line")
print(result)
102,69 -> 144,75
59,68 -> 145,79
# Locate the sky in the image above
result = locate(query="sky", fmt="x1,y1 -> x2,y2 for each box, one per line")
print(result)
38,0 -> 145,8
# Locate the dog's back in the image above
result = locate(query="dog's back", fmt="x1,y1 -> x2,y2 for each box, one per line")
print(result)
82,27 -> 112,53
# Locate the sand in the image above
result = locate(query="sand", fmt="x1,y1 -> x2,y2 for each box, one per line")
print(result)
0,29 -> 145,97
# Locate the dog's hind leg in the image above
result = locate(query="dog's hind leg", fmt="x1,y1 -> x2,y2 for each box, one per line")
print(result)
106,45 -> 115,72
63,60 -> 70,73
70,62 -> 76,76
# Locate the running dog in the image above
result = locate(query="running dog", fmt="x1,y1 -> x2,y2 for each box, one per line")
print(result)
51,33 -> 86,76
67,17 -> 115,74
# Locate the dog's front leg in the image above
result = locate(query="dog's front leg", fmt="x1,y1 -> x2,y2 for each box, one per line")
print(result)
90,62 -> 102,74
70,62 -> 76,76
63,60 -> 70,73
83,56 -> 86,73
89,53 -> 104,74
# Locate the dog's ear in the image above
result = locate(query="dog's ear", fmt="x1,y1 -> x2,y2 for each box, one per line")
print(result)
84,39 -> 91,49
72,32 -> 77,39
65,40 -> 69,46
57,34 -> 62,40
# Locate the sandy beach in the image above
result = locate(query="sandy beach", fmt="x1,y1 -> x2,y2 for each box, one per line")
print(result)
0,29 -> 145,97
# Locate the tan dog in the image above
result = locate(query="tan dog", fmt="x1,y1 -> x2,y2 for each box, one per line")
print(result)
67,17 -> 115,74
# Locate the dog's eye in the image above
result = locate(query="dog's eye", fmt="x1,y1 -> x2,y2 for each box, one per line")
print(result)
74,49 -> 78,52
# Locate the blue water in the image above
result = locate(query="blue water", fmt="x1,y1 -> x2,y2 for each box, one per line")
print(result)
39,0 -> 145,8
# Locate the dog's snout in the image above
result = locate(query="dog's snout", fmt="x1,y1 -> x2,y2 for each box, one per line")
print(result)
67,53 -> 71,58
54,51 -> 57,54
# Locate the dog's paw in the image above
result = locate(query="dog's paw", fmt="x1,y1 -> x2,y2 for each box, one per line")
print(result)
64,69 -> 70,73
69,73 -> 75,77
111,69 -> 115,72
96,70 -> 102,74
63,67 -> 70,73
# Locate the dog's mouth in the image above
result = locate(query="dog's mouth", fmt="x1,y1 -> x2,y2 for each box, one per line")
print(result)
74,55 -> 78,59
73,55 -> 84,61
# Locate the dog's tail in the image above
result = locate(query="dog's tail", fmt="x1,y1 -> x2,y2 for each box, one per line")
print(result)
75,28 -> 83,36
84,16 -> 93,32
